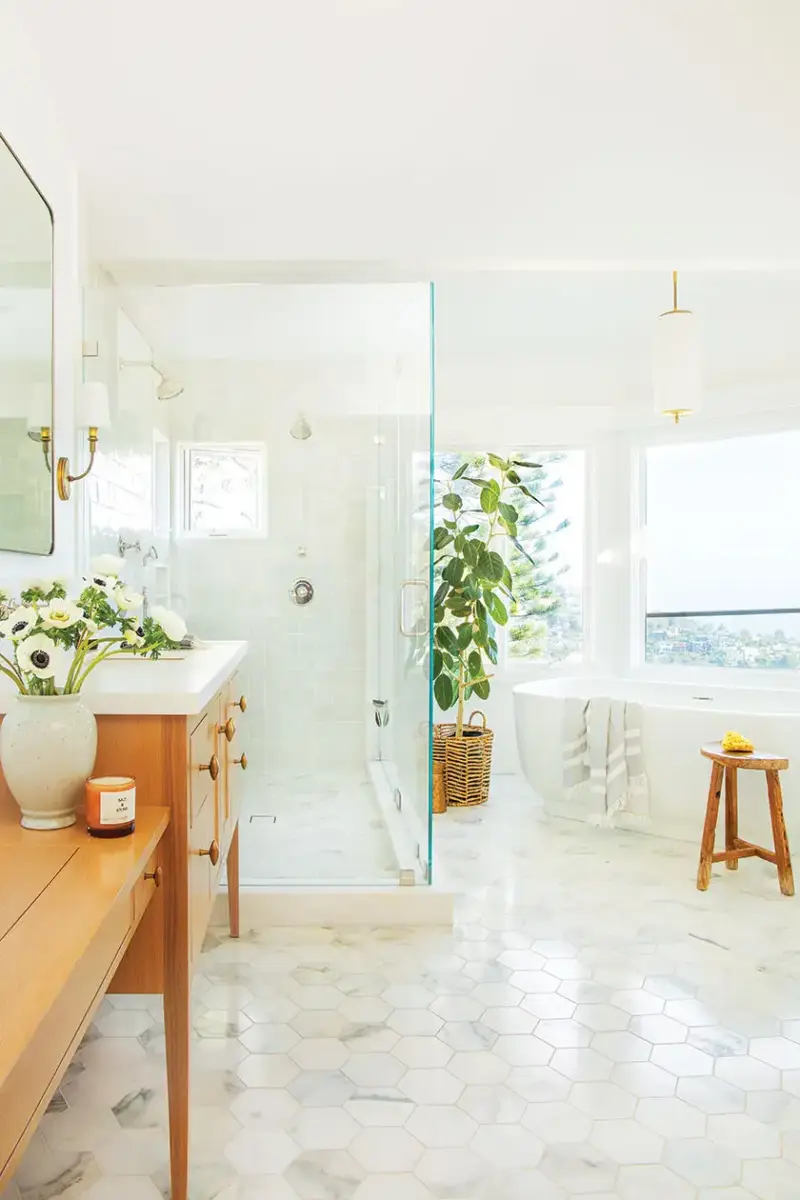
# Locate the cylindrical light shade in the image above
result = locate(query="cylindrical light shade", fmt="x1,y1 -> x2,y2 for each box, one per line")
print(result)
653,310 -> 701,418
77,381 -> 110,429
27,382 -> 51,430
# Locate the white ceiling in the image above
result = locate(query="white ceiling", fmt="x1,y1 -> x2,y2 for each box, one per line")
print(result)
17,0 -> 800,267
121,272 -> 800,418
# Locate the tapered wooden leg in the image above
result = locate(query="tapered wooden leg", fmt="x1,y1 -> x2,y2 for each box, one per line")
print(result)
724,766 -> 739,870
766,771 -> 795,897
227,821 -> 240,938
697,761 -> 723,891
163,815 -> 190,1200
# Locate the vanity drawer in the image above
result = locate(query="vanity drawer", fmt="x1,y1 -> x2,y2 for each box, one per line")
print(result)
189,707 -> 218,827
133,850 -> 160,924
189,775 -> 217,962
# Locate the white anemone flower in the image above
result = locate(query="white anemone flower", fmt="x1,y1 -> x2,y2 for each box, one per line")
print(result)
150,605 -> 187,643
123,626 -> 145,648
40,601 -> 84,630
0,606 -> 39,642
83,572 -> 115,593
114,586 -> 144,612
16,633 -> 68,681
91,554 -> 126,578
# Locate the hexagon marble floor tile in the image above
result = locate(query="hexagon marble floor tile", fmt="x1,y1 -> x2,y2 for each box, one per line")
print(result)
5,775 -> 800,1200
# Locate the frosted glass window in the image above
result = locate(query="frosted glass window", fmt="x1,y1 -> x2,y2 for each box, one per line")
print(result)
645,431 -> 800,668
182,444 -> 266,537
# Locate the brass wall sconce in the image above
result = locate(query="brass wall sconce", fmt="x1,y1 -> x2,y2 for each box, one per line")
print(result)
56,380 -> 110,501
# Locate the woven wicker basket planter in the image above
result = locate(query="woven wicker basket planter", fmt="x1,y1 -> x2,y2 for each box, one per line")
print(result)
433,711 -> 494,807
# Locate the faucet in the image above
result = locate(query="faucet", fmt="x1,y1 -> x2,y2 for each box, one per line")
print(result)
118,536 -> 141,556
142,545 -> 159,567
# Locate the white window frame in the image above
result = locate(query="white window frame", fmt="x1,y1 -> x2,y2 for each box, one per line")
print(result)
631,412 -> 800,684
177,442 -> 267,539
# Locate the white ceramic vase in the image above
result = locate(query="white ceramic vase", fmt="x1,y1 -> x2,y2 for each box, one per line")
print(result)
0,694 -> 97,829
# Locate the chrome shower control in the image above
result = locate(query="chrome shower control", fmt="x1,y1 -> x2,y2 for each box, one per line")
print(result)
290,579 -> 314,606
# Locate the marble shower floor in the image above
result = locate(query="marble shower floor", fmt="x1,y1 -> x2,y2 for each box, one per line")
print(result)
239,771 -> 399,884
7,775 -> 800,1200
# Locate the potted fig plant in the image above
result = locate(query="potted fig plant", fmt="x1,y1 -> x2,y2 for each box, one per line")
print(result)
433,453 -> 540,805
0,556 -> 186,830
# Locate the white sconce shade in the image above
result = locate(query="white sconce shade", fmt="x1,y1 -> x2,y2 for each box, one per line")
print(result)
653,272 -> 701,423
27,382 -> 51,430
77,380 -> 110,429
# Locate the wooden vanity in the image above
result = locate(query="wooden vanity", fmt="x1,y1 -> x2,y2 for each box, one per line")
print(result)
0,640 -> 248,1200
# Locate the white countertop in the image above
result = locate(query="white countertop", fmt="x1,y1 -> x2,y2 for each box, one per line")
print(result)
0,640 -> 248,717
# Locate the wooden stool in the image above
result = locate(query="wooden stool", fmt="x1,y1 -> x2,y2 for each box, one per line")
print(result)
698,743 -> 794,896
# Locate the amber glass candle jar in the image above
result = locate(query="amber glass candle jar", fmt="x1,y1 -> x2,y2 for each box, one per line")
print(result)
85,775 -> 136,838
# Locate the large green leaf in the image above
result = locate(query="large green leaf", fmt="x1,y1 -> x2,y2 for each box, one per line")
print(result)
480,488 -> 498,514
512,459 -> 542,469
498,502 -> 518,524
432,649 -> 443,679
434,673 -> 456,711
433,527 -> 453,550
486,592 -> 508,625
468,649 -> 482,675
517,484 -> 545,507
485,550 -> 505,582
452,461 -> 469,480
462,539 -> 480,568
487,637 -> 499,665
442,558 -> 464,586
487,453 -> 509,471
433,581 -> 449,607
434,605 -> 445,624
457,623 -> 473,649
473,678 -> 490,701
435,625 -> 458,654
442,492 -> 462,511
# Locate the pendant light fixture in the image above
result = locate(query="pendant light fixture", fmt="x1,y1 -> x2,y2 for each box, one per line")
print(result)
653,270 -> 701,424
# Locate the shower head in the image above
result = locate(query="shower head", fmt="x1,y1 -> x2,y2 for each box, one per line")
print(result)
119,358 -> 184,401
156,374 -> 184,401
290,412 -> 312,441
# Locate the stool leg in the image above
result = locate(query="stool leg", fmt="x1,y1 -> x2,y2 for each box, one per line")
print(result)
766,771 -> 795,897
697,761 -> 724,891
724,766 -> 739,870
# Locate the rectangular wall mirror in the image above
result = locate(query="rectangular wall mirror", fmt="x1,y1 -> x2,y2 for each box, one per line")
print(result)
0,131 -> 54,555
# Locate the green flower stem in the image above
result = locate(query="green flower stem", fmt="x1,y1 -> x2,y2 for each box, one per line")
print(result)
0,650 -> 23,685
72,645 -> 135,693
0,665 -> 26,693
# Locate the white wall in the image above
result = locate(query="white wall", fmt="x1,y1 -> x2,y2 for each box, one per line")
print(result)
0,2 -> 81,584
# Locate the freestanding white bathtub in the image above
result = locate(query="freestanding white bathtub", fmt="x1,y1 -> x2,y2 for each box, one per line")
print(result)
513,677 -> 800,844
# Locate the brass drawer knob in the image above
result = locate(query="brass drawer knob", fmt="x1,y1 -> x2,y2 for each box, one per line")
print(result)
233,695 -> 247,712
218,717 -> 236,742
234,752 -> 248,771
200,754 -> 220,781
144,866 -> 163,887
199,840 -> 220,866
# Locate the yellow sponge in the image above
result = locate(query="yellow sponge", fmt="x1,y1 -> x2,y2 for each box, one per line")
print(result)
721,730 -> 754,754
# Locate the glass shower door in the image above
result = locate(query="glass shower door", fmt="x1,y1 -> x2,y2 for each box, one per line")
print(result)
373,284 -> 434,883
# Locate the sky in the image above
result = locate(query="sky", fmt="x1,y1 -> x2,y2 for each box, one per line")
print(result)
646,431 -> 800,613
